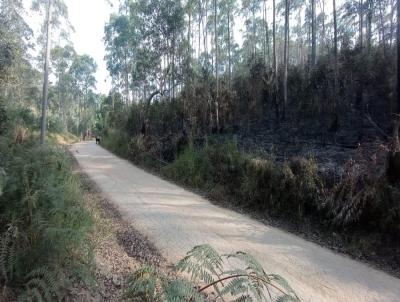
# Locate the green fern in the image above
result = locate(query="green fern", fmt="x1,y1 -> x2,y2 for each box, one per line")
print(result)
124,265 -> 160,301
162,279 -> 203,302
19,266 -> 67,302
126,245 -> 300,302
0,224 -> 18,283
0,136 -> 94,300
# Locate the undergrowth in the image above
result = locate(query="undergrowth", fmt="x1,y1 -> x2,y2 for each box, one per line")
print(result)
0,112 -> 94,300
162,142 -> 323,223
113,133 -> 400,272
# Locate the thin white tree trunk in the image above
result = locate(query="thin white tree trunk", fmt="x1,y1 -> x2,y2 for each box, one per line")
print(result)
40,0 -> 53,144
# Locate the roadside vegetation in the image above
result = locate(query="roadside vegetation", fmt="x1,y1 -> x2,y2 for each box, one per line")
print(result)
1,1 -> 301,300
0,102 -> 94,300
95,0 -> 400,276
0,100 -> 299,301
101,124 -> 400,275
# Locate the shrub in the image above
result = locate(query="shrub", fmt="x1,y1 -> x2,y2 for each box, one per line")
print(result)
164,142 -> 324,223
327,144 -> 400,236
0,128 -> 93,300
162,142 -> 246,193
47,114 -> 65,133
101,128 -> 130,157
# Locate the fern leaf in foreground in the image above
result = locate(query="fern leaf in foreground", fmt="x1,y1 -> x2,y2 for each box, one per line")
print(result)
126,245 -> 300,302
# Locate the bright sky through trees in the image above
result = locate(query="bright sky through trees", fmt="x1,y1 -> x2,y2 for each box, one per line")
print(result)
65,0 -> 114,94
22,0 -> 342,95
23,0 -> 115,94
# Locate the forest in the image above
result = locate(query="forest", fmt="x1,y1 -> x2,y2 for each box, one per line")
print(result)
99,0 -> 400,271
1,0 -> 400,300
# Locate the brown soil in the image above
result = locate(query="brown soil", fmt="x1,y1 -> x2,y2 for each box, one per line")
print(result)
70,161 -> 165,301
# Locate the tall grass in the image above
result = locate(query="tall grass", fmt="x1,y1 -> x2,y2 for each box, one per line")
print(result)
162,142 -> 323,222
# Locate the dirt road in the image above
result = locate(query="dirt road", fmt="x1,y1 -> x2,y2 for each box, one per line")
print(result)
72,142 -> 400,302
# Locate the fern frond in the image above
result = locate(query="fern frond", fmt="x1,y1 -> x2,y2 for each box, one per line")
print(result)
0,224 -> 18,282
22,266 -> 67,302
227,252 -> 266,276
231,294 -> 252,302
267,274 -> 297,297
275,294 -> 300,302
162,279 -> 203,302
219,276 -> 249,297
175,244 -> 223,283
124,265 -> 159,301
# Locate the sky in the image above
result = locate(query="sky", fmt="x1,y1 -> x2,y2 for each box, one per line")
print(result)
65,0 -> 115,94
23,0 -> 116,94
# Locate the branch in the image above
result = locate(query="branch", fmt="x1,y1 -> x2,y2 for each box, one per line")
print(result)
197,273 -> 291,298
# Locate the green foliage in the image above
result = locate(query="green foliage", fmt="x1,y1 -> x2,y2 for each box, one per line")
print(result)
125,245 -> 299,302
101,128 -> 130,158
47,114 -> 65,133
0,123 -> 94,300
5,105 -> 37,130
163,142 -> 323,222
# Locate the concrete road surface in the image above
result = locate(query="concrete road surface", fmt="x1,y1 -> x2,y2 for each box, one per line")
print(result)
72,142 -> 400,302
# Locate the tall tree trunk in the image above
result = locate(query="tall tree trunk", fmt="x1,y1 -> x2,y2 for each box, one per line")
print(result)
214,0 -> 219,131
389,0 -> 395,47
198,0 -> 202,58
252,7 -> 256,57
359,0 -> 363,47
397,0 -> 400,113
188,10 -> 192,74
283,0 -> 289,120
40,0 -> 52,144
124,52 -> 130,104
366,0 -> 372,52
273,0 -> 277,74
172,29 -> 176,99
272,0 -> 279,120
333,0 -> 338,112
228,6 -> 232,89
205,0 -> 208,56
378,0 -> 386,55
297,10 -> 302,65
263,0 -> 270,66
321,0 -> 326,53
311,0 -> 316,66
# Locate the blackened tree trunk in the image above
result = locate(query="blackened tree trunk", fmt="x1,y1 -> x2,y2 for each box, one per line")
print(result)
397,0 -> 400,113
283,0 -> 289,120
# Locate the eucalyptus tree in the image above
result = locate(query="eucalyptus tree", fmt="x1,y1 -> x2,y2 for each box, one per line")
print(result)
104,14 -> 133,103
51,45 -> 75,130
311,0 -> 316,66
32,0 -> 70,143
397,0 -> 400,113
0,0 -> 34,103
68,54 -> 97,135
219,0 -> 238,87
283,0 -> 290,120
241,0 -> 262,58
